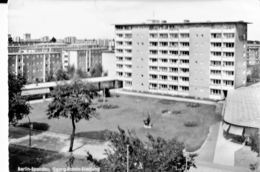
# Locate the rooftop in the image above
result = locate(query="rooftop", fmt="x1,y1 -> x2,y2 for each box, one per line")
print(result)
224,82 -> 260,129
115,20 -> 250,27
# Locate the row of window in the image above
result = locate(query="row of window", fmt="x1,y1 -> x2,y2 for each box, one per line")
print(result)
211,42 -> 235,48
149,66 -> 189,73
210,79 -> 234,86
210,61 -> 234,67
149,83 -> 189,91
210,70 -> 234,76
149,74 -> 189,81
211,33 -> 235,39
211,52 -> 235,57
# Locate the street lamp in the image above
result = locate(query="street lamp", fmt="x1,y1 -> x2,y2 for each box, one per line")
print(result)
127,144 -> 129,172
183,148 -> 187,172
27,116 -> 33,147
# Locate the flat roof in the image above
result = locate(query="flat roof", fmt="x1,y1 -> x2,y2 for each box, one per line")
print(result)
224,82 -> 260,129
23,76 -> 118,90
115,21 -> 250,27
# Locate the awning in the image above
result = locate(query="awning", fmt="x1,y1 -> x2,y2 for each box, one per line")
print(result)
222,122 -> 230,132
21,88 -> 50,96
228,125 -> 244,136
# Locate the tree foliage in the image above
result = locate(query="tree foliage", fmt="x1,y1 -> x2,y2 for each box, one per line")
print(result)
46,80 -> 97,152
55,69 -> 69,81
8,73 -> 31,124
89,127 -> 197,172
50,37 -> 56,43
90,63 -> 103,77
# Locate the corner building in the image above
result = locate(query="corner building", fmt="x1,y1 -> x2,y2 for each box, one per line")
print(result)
115,21 -> 248,100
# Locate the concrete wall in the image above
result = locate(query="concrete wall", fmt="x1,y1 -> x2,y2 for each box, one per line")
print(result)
131,28 -> 149,92
102,52 -> 116,77
235,24 -> 247,88
189,27 -> 211,98
68,51 -> 78,69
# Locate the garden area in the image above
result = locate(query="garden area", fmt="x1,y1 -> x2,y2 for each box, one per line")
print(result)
16,94 -> 221,152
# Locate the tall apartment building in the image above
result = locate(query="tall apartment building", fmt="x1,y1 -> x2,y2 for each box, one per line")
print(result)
8,43 -> 66,83
247,40 -> 260,65
115,20 -> 248,100
64,36 -> 77,44
62,44 -> 106,72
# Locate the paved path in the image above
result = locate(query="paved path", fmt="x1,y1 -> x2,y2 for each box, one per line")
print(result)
190,161 -> 250,172
9,131 -> 110,160
213,123 -> 244,166
111,89 -> 217,105
195,122 -> 220,162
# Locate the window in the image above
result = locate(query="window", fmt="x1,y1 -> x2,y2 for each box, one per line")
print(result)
169,76 -> 178,81
210,70 -> 221,75
149,83 -> 157,90
125,81 -> 132,87
150,58 -> 158,62
210,89 -> 221,95
169,67 -> 178,72
159,84 -> 168,89
211,42 -> 222,47
180,42 -> 189,47
223,33 -> 235,38
223,80 -> 234,86
180,86 -> 189,91
149,66 -> 158,71
211,33 -> 221,39
180,51 -> 189,56
150,33 -> 158,38
149,74 -> 157,79
211,79 -> 221,85
223,43 -> 234,48
169,42 -> 178,47
160,58 -> 168,63
169,33 -> 178,38
180,33 -> 189,38
159,67 -> 168,72
180,77 -> 189,82
211,51 -> 222,56
160,75 -> 168,80
159,34 -> 168,39
223,52 -> 234,57
169,85 -> 178,91
169,51 -> 178,55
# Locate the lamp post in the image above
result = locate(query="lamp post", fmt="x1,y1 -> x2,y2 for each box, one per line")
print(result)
27,116 -> 33,147
127,144 -> 129,172
183,148 -> 187,172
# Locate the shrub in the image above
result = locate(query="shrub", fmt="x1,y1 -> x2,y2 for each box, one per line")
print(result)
171,110 -> 182,115
186,103 -> 200,108
18,122 -> 49,131
97,104 -> 119,109
161,109 -> 169,114
184,121 -> 199,127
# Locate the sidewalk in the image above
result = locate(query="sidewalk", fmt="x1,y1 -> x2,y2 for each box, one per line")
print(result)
111,89 -> 217,105
9,131 -> 110,160
213,123 -> 244,166
195,122 -> 220,162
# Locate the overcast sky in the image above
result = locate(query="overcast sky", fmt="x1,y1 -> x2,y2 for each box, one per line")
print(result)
8,0 -> 260,40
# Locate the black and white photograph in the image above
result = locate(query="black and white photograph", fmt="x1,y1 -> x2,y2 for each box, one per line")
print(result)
2,0 -> 260,171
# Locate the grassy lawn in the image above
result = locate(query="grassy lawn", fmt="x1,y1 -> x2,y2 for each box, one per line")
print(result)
9,144 -> 63,172
19,94 -> 221,152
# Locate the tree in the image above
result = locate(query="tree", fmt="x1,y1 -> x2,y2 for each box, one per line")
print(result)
89,127 -> 197,172
90,63 -> 103,77
50,37 -> 56,43
55,69 -> 69,81
8,36 -> 13,44
76,69 -> 88,79
8,73 -> 31,124
47,80 -> 97,152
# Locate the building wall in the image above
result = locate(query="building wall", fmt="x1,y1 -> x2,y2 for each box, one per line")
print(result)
189,27 -> 210,98
234,24 -> 247,88
102,52 -> 116,77
131,28 -> 149,92
68,51 -> 78,69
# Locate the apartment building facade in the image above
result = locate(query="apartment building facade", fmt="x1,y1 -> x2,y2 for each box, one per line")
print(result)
62,45 -> 106,72
115,21 -> 248,100
8,43 -> 66,83
247,40 -> 260,65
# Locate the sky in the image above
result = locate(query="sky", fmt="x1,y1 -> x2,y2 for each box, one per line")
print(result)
8,0 -> 260,40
